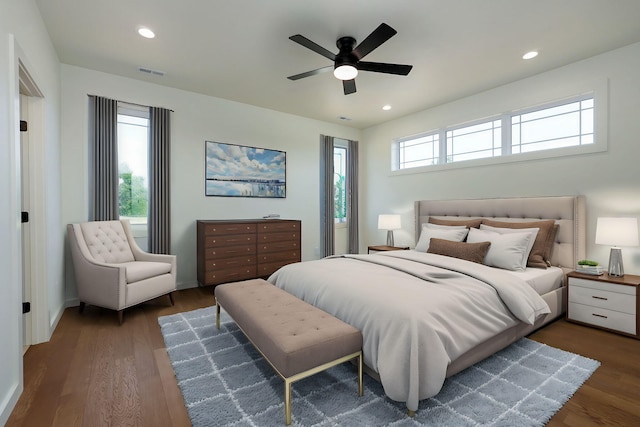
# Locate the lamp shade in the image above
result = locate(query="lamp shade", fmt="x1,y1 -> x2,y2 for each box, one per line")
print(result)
378,214 -> 401,230
595,217 -> 639,247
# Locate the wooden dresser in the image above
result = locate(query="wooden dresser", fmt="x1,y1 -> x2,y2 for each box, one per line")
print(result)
197,219 -> 301,286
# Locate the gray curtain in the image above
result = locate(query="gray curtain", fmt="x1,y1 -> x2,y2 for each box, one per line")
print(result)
148,107 -> 171,254
347,139 -> 359,253
319,135 -> 335,257
88,95 -> 119,221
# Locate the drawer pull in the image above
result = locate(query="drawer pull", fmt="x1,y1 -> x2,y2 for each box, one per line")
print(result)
592,313 -> 608,319
592,296 -> 608,301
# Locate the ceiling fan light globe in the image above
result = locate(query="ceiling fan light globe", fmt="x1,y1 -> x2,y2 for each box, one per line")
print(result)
334,65 -> 358,80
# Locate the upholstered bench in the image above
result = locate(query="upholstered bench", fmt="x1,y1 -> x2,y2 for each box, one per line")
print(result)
214,278 -> 363,425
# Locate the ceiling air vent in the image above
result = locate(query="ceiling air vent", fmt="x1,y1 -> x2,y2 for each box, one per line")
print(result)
138,67 -> 165,77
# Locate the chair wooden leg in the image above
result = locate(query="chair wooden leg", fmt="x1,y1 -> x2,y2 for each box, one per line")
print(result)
168,292 -> 174,306
79,302 -> 85,314
118,310 -> 124,325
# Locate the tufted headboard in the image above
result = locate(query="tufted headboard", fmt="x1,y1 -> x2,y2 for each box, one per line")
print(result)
415,196 -> 586,271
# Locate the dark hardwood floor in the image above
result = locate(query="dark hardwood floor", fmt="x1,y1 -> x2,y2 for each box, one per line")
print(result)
6,286 -> 640,426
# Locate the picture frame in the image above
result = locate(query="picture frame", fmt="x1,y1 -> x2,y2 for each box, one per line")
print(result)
205,140 -> 286,198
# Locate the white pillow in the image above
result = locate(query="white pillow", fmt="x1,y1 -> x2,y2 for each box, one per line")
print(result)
415,225 -> 469,252
467,228 -> 534,271
480,224 -> 539,268
425,223 -> 468,230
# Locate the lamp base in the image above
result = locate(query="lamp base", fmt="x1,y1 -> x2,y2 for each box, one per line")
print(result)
386,230 -> 395,247
608,247 -> 624,277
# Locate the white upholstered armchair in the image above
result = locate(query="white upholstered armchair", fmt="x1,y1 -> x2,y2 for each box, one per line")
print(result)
67,219 -> 177,324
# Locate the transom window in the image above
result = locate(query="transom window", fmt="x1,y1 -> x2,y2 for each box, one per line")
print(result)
393,94 -> 595,171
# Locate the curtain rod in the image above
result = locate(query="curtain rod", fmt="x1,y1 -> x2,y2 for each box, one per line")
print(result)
88,94 -> 174,112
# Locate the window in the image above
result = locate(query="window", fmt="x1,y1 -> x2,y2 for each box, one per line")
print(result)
393,94 -> 595,171
334,145 -> 347,223
447,119 -> 502,162
117,103 -> 150,249
398,133 -> 439,168
512,96 -> 593,154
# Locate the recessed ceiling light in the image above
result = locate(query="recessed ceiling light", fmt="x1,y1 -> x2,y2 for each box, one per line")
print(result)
382,105 -> 392,111
522,51 -> 538,60
137,27 -> 155,39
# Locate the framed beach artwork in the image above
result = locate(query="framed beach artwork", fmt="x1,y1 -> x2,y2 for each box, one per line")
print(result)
205,141 -> 286,198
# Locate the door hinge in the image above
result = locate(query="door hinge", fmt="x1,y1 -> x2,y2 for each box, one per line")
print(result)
21,211 -> 29,223
20,120 -> 27,132
23,302 -> 31,314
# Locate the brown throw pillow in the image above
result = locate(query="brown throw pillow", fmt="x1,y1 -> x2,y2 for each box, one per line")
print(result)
429,217 -> 482,229
481,219 -> 556,268
543,224 -> 559,266
427,238 -> 491,264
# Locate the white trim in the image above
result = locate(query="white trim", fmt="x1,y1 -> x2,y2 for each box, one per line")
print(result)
391,78 -> 608,175
18,55 -> 50,345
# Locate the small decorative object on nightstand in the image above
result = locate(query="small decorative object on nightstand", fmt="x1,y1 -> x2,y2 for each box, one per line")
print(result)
566,271 -> 639,339
367,245 -> 410,254
378,214 -> 401,246
595,217 -> 639,277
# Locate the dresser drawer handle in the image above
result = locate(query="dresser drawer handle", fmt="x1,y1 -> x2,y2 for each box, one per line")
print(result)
592,296 -> 608,301
592,313 -> 608,319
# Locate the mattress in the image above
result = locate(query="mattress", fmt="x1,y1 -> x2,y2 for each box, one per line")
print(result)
504,266 -> 564,295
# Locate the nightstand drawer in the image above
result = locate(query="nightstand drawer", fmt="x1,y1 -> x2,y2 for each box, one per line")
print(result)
568,284 -> 636,315
569,277 -> 636,295
568,302 -> 636,335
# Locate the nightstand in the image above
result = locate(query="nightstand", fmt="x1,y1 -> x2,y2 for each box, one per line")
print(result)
566,271 -> 639,339
367,245 -> 410,254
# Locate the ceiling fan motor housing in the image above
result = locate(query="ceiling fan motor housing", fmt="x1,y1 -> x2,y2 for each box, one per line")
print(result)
335,36 -> 358,68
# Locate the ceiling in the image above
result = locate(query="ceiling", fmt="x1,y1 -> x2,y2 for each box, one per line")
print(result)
36,0 -> 640,129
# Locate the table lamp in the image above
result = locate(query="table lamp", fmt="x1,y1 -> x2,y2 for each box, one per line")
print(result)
595,217 -> 639,276
378,214 -> 401,246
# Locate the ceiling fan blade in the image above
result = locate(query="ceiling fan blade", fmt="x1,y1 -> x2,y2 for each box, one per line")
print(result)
352,23 -> 397,60
358,62 -> 413,75
289,35 -> 336,61
343,79 -> 356,95
287,66 -> 333,80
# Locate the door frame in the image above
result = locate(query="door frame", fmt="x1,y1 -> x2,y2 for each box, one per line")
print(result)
17,51 -> 49,346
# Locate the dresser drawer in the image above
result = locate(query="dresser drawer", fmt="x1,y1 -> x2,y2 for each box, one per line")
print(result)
203,223 -> 256,235
568,302 -> 636,335
568,283 -> 636,315
204,256 -> 256,270
257,231 -> 299,243
258,251 -> 300,264
205,234 -> 256,247
205,266 -> 257,285
257,240 -> 299,254
205,245 -> 256,259
258,221 -> 300,233
258,260 -> 298,277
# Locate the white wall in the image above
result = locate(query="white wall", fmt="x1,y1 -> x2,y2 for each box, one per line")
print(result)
0,0 -> 63,423
60,65 -> 361,301
361,42 -> 640,273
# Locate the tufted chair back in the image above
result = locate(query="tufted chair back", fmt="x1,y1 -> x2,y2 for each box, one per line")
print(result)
79,221 -> 135,263
67,219 -> 177,324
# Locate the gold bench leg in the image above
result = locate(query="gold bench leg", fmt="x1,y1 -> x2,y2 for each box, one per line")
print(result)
284,378 -> 292,425
358,351 -> 363,397
216,302 -> 221,330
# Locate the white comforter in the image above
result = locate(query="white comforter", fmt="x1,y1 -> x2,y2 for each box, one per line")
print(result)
268,250 -> 550,411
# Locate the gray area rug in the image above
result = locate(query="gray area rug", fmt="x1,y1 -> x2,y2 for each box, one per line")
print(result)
159,306 -> 599,426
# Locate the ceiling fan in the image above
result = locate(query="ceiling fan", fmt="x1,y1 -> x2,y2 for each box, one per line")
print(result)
287,23 -> 413,95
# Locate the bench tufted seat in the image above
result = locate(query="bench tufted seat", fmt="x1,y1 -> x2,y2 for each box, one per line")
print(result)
215,278 -> 363,425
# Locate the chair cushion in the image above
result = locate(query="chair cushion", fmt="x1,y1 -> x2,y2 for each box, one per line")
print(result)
80,221 -> 135,263
123,261 -> 172,283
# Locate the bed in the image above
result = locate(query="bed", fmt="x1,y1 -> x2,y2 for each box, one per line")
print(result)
268,196 -> 586,412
